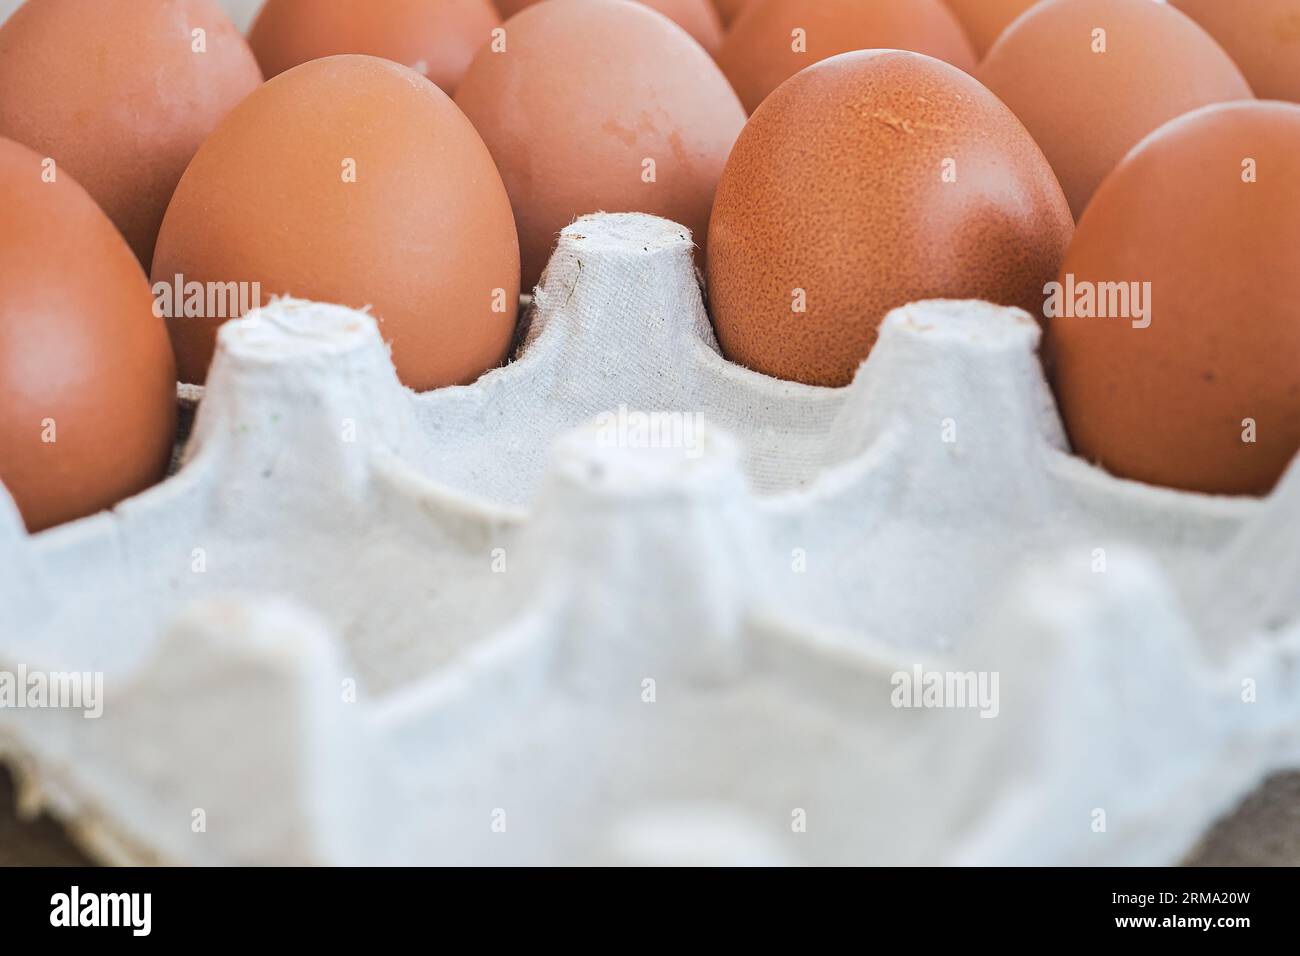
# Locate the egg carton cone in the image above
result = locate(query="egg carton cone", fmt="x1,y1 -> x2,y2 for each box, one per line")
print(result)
2,213 -> 1298,865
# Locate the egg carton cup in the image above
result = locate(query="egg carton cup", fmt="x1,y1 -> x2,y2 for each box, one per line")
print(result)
2,213 -> 1298,865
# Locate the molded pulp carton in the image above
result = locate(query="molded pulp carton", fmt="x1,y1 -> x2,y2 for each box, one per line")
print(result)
1,213 -> 1297,864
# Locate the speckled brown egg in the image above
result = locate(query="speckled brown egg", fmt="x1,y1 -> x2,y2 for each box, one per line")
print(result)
0,0 -> 262,267
249,0 -> 501,94
1171,0 -> 1300,104
493,0 -> 724,55
1046,101 -> 1300,496
0,137 -> 176,533
978,0 -> 1253,220
152,55 -> 519,391
707,50 -> 1073,388
716,0 -> 977,114
940,0 -> 1040,58
456,0 -> 745,290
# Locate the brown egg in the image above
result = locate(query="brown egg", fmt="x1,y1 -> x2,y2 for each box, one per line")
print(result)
642,0 -> 725,53
707,50 -> 1073,388
455,0 -> 745,290
716,0 -> 977,114
1171,0 -> 1300,104
712,0 -> 751,27
1046,102 -> 1300,496
0,138 -> 176,533
0,0 -> 262,267
493,0 -> 724,55
153,55 -> 520,391
940,0 -> 1039,58
249,0 -> 501,94
977,0 -> 1253,220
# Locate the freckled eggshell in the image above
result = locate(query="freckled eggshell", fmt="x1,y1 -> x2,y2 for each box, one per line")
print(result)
0,137 -> 176,533
716,0 -> 977,114
1046,102 -> 1300,496
455,0 -> 745,291
940,0 -> 1040,59
0,0 -> 263,267
248,0 -> 501,94
493,0 -> 723,52
977,0 -> 1253,220
706,50 -> 1073,388
152,55 -> 520,391
1171,0 -> 1300,104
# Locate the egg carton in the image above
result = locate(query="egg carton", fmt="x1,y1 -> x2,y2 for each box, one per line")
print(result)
2,212 -> 1297,865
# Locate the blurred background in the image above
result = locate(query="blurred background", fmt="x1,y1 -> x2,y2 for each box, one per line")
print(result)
0,0 -> 265,28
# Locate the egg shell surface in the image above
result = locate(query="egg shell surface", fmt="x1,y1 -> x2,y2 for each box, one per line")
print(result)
153,55 -> 520,391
